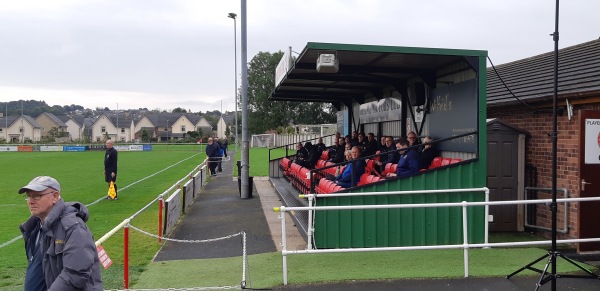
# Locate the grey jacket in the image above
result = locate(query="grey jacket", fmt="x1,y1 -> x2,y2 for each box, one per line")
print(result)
20,199 -> 103,290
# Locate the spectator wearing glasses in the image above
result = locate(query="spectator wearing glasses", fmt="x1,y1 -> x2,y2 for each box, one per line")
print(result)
406,131 -> 422,160
18,176 -> 103,291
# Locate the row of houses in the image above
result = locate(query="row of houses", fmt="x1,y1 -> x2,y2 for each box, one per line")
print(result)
0,112 -> 233,143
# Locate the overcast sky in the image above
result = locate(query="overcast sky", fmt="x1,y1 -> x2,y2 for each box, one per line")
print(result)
0,0 -> 598,113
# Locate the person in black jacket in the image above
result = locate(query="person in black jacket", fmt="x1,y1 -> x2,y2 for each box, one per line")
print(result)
296,142 -> 319,169
375,136 -> 399,173
328,137 -> 346,163
420,136 -> 440,169
205,137 -> 219,176
104,140 -> 118,200
362,132 -> 379,157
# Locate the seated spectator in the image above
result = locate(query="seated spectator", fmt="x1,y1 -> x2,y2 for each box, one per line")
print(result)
343,143 -> 352,162
315,137 -> 327,155
407,131 -> 420,147
362,132 -> 378,157
294,142 -> 308,165
406,131 -> 422,161
375,136 -> 399,172
296,142 -> 319,169
350,131 -> 359,147
344,135 -> 352,148
356,132 -> 367,150
333,146 -> 366,188
328,137 -> 346,163
378,136 -> 387,152
387,138 -> 420,178
420,136 -> 440,169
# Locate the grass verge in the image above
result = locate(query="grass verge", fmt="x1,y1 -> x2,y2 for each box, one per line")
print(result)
133,248 -> 595,289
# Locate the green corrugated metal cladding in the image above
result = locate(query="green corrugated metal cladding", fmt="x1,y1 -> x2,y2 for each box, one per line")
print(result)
314,162 -> 486,248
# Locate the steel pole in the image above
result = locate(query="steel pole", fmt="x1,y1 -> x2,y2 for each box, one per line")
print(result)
233,15 -> 238,153
240,0 -> 250,198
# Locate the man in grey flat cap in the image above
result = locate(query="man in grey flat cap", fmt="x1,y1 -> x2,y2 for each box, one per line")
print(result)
18,176 -> 103,291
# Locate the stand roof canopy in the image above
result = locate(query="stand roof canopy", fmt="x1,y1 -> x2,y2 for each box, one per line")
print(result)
269,42 -> 487,109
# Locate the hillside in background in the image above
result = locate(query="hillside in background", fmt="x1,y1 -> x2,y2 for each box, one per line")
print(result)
1,100 -> 85,117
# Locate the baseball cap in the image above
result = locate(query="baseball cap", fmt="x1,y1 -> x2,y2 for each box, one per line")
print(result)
18,176 -> 61,194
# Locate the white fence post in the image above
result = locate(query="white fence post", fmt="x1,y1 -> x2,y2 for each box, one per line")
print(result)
462,201 -> 469,278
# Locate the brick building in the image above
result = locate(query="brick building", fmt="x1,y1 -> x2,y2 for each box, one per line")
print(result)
486,38 -> 600,252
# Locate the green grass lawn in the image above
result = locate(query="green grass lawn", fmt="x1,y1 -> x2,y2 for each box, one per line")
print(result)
0,149 -> 205,290
133,247 -> 594,289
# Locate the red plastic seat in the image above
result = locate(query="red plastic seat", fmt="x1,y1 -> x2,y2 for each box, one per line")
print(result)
450,158 -> 462,164
316,159 -> 327,169
381,163 -> 394,176
320,150 -> 329,160
430,157 -> 443,169
441,158 -> 452,166
357,173 -> 370,186
365,159 -> 375,175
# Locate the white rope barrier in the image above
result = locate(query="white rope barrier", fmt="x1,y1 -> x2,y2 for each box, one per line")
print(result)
128,225 -> 248,290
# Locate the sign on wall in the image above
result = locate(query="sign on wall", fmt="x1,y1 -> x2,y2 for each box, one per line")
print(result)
428,79 -> 478,152
359,97 -> 402,124
585,119 -> 600,164
164,189 -> 182,236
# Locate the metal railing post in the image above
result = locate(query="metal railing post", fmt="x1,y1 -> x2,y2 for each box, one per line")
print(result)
280,206 -> 288,285
462,201 -> 469,278
124,222 -> 130,289
158,194 -> 164,243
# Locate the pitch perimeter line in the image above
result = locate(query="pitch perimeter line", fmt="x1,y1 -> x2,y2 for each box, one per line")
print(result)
0,153 -> 201,249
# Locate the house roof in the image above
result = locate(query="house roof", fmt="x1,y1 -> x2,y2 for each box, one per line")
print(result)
487,38 -> 600,106
18,115 -> 42,128
0,116 -> 18,128
140,113 -> 206,128
38,112 -> 68,127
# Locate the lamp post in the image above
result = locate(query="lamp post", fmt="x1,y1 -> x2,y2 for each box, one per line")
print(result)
166,119 -> 169,142
228,12 -> 238,153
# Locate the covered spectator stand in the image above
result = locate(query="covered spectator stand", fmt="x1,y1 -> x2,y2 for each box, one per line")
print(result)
270,42 -> 488,248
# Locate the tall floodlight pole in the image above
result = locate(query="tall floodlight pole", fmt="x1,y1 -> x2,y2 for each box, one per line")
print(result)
228,12 -> 238,154
116,103 -> 119,141
5,103 -> 8,143
240,0 -> 250,199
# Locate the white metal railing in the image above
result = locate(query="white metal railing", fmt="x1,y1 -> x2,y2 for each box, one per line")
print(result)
301,188 -> 490,250
274,193 -> 600,285
525,187 -> 569,233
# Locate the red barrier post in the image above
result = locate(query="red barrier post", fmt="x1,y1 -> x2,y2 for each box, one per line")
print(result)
158,195 -> 164,243
123,224 -> 129,289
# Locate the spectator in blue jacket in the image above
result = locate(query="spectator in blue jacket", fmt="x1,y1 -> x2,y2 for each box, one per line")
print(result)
334,146 -> 366,188
387,138 -> 420,178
